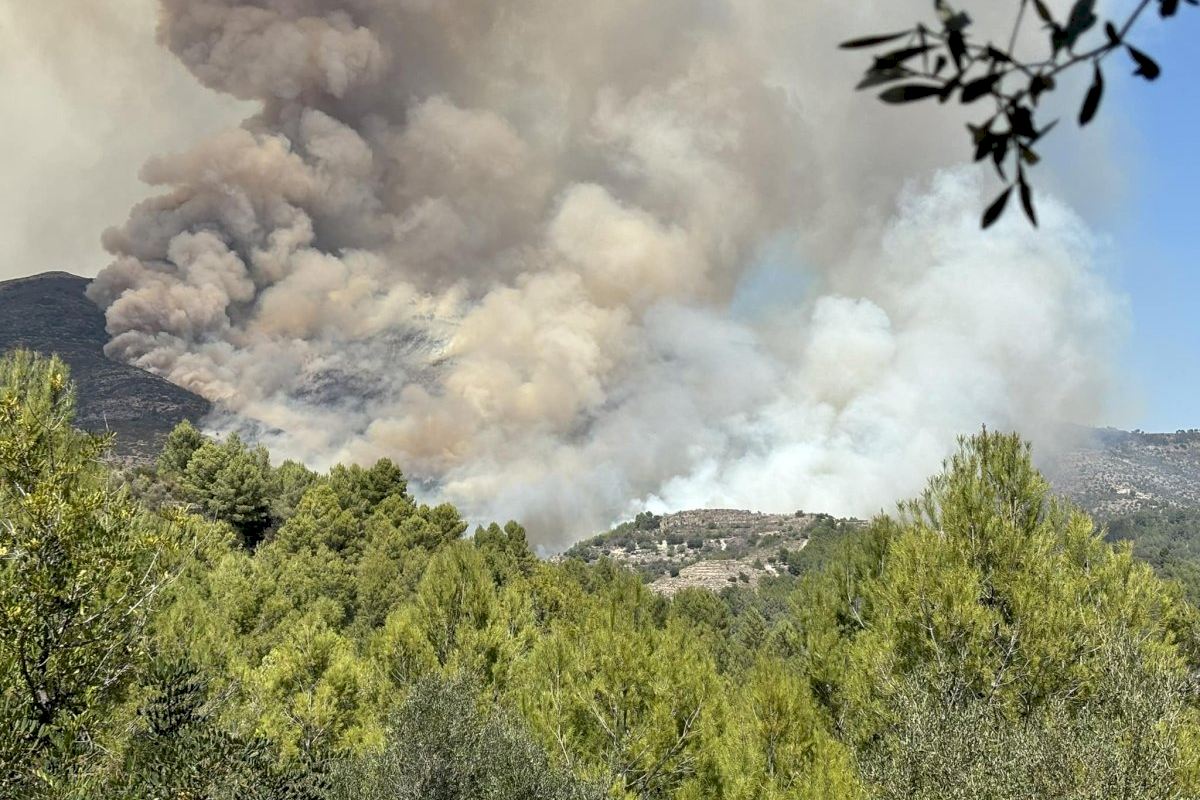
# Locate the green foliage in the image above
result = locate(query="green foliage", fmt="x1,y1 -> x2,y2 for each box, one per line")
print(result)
515,573 -> 717,797
327,459 -> 408,516
0,351 -> 185,796
158,420 -> 206,478
775,514 -> 862,577
681,658 -> 863,800
857,642 -> 1200,799
144,450 -> 470,764
112,658 -> 322,800
245,620 -> 383,762
634,511 -> 661,531
182,435 -> 274,544
842,0 -> 1195,228
1107,504 -> 1200,604
794,429 -> 1200,796
271,460 -> 320,524
474,521 -> 537,581
329,673 -> 602,800
4,360 -> 1200,800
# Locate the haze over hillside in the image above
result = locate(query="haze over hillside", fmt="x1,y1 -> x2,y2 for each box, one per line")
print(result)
3,271 -> 1196,550
1044,428 -> 1200,518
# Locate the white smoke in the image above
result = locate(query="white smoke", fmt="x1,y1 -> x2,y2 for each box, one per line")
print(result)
88,0 -> 1126,549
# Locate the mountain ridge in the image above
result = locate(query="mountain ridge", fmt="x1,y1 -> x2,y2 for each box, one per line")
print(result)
0,271 -> 211,461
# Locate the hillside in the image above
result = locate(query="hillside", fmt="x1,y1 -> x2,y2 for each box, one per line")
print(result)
562,509 -> 865,595
0,271 -> 211,461
1045,428 -> 1200,518
575,430 -> 1200,595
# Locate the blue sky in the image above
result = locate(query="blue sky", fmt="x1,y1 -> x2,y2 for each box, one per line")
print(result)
1106,10 -> 1200,431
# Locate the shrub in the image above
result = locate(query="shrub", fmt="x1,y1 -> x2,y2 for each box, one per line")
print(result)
330,675 -> 602,800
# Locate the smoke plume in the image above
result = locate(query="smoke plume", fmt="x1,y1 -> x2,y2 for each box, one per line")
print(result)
89,0 -> 1125,549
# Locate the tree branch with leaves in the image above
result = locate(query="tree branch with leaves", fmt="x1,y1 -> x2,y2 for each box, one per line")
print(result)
841,0 -> 1193,227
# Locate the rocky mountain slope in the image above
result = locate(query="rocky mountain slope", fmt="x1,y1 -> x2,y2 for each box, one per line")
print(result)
1045,428 -> 1200,518
0,272 -> 211,461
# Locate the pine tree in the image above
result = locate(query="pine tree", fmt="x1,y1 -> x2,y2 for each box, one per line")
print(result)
271,460 -> 321,524
682,658 -> 863,800
328,459 -> 409,516
181,435 -> 272,543
330,674 -> 602,800
208,444 -> 273,545
157,419 -> 207,478
796,428 -> 1200,797
515,572 -> 718,796
116,657 -> 323,800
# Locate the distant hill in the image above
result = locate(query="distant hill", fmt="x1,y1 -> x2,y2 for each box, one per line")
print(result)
562,509 -> 864,595
1044,428 -> 1200,519
0,271 -> 211,461
576,431 -> 1200,594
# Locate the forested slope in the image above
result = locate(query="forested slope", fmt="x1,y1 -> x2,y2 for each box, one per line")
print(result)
4,350 -> 1200,799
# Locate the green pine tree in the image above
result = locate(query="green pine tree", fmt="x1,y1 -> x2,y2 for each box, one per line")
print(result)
157,420 -> 207,478
182,435 -> 272,544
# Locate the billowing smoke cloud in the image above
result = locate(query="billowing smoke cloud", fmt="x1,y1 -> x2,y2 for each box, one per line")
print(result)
88,0 -> 1125,549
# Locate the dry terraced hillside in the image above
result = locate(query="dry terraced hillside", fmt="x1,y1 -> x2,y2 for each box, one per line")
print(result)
1046,428 -> 1200,519
562,509 -> 865,595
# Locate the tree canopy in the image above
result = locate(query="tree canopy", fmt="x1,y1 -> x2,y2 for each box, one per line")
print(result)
2,351 -> 1199,797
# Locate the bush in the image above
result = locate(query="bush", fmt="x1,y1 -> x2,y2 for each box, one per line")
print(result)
634,512 -> 661,531
329,675 -> 602,800
0,352 -> 184,796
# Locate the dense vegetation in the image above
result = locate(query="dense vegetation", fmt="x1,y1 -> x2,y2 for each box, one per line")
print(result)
1107,505 -> 1200,605
4,350 -> 1200,798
